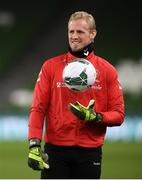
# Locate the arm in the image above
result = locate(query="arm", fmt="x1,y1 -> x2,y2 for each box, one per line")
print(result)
100,67 -> 125,126
28,61 -> 51,140
28,62 -> 51,170
69,66 -> 125,127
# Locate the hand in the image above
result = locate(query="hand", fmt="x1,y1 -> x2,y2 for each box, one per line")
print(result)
68,99 -> 102,122
28,139 -> 49,171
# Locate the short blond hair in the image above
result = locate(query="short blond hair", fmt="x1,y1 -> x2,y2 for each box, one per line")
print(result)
68,11 -> 96,30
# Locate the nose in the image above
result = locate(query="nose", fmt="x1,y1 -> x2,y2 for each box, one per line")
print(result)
71,32 -> 79,39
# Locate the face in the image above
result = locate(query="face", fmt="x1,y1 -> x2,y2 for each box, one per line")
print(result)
68,19 -> 96,52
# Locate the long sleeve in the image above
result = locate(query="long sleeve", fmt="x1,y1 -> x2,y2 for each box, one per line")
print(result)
100,66 -> 125,126
28,61 -> 51,140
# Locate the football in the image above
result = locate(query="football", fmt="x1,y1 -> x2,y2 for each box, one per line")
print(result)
62,58 -> 96,91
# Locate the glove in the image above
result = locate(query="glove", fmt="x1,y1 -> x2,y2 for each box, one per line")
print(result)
68,99 -> 102,122
28,138 -> 49,171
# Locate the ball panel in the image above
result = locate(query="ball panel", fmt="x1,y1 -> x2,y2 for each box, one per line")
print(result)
63,58 -> 96,91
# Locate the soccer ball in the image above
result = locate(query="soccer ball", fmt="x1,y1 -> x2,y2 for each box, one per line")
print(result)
62,58 -> 96,91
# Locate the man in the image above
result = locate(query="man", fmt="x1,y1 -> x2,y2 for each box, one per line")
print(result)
28,11 -> 125,179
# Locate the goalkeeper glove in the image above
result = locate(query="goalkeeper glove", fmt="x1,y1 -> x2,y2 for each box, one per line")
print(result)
68,99 -> 102,122
28,138 -> 49,171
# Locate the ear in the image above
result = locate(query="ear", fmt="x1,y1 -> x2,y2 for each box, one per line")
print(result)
90,29 -> 97,41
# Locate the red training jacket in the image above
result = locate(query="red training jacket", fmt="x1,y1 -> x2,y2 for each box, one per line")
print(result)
28,52 -> 125,147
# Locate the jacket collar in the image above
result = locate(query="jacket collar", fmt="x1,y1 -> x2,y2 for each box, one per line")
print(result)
68,42 -> 94,58
66,51 -> 95,63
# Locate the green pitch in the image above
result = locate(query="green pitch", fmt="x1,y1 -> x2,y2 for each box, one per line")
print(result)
0,141 -> 142,179
102,141 -> 142,178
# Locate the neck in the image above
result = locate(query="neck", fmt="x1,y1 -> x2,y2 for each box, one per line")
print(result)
69,43 -> 94,58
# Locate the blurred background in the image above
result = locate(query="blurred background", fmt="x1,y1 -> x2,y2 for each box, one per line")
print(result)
0,0 -> 142,179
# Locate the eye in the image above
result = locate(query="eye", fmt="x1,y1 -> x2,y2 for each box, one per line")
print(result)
69,30 -> 74,34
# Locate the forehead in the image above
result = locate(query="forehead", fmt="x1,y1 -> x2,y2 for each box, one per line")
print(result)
68,19 -> 90,31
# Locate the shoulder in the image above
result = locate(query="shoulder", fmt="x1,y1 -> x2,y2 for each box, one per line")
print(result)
95,55 -> 117,75
43,53 -> 67,67
39,53 -> 67,76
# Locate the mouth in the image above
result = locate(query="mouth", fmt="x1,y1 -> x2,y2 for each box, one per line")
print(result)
71,41 -> 81,45
72,41 -> 79,43
70,40 -> 83,50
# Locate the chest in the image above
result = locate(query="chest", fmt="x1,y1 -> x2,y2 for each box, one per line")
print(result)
51,64 -> 107,111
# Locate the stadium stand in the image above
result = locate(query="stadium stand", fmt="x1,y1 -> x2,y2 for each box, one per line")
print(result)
0,2 -> 67,112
